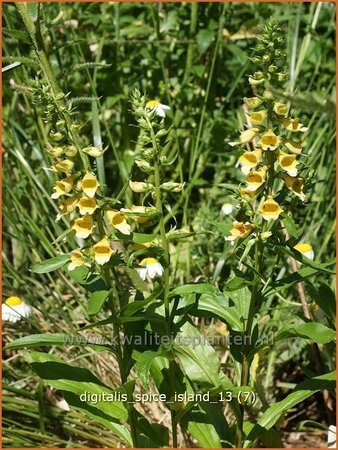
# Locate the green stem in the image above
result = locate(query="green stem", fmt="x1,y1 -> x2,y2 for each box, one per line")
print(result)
16,2 -> 90,171
145,113 -> 177,448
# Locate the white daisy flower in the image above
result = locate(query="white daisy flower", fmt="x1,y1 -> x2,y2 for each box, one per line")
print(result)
2,296 -> 32,323
146,100 -> 170,118
294,243 -> 314,261
221,203 -> 234,216
138,258 -> 164,280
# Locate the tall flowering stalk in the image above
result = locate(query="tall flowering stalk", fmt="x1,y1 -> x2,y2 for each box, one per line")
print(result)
227,23 -> 311,446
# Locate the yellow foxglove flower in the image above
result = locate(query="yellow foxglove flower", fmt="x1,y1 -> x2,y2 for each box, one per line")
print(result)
240,188 -> 257,199
282,174 -> 305,201
259,129 -> 280,151
246,166 -> 267,191
229,128 -> 259,147
51,176 -> 74,199
243,97 -> 262,109
238,149 -> 262,175
146,100 -> 170,118
273,102 -> 288,116
221,203 -> 234,216
282,118 -> 308,132
46,146 -> 64,158
138,257 -> 164,280
226,221 -> 255,241
56,194 -> 80,221
2,296 -> 31,323
249,110 -> 267,125
72,215 -> 94,239
259,196 -> 283,221
81,173 -> 100,198
77,196 -> 98,215
284,139 -> 303,155
52,159 -> 74,174
68,250 -> 86,271
278,151 -> 298,177
129,180 -> 154,193
93,237 -> 113,265
294,243 -> 314,260
106,209 -> 131,235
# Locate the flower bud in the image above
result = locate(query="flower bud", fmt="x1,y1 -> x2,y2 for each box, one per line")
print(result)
64,145 -> 78,157
268,65 -> 278,73
243,97 -> 262,109
135,159 -> 152,173
129,180 -> 154,193
82,146 -> 105,157
56,92 -> 65,100
46,146 -> 64,158
160,182 -> 185,192
263,90 -> 274,100
50,131 -> 63,141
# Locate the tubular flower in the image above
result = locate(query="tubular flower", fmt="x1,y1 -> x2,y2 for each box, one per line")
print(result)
294,243 -> 314,260
249,110 -> 267,125
246,166 -> 267,191
129,180 -> 154,193
146,100 -> 170,118
138,257 -> 164,280
106,209 -> 131,235
52,159 -> 74,174
259,196 -> 283,221
93,237 -> 113,265
282,174 -> 305,201
68,250 -> 86,271
77,196 -> 98,215
221,203 -> 234,216
81,172 -> 100,198
240,188 -> 257,199
238,149 -> 262,175
243,97 -> 263,109
259,129 -> 280,151
51,176 -> 75,199
46,146 -> 64,158
283,139 -> 303,155
278,151 -> 298,177
229,128 -> 259,147
2,296 -> 31,323
56,195 -> 80,221
282,118 -> 308,132
226,221 -> 255,241
72,215 -> 94,239
273,102 -> 288,116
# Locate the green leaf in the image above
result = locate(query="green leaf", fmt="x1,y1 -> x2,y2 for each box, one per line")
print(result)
317,283 -> 336,323
170,283 -> 217,297
247,371 -> 336,442
133,349 -> 166,389
6,333 -> 111,350
282,216 -> 300,239
174,322 -> 221,387
197,29 -> 215,54
197,293 -> 244,332
24,351 -> 129,421
26,2 -> 39,21
63,392 -> 132,446
132,232 -> 157,244
31,254 -> 70,273
88,290 -> 110,316
274,245 -> 335,274
227,287 -> 251,321
68,266 -> 107,292
263,261 -> 335,298
275,322 -> 335,345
